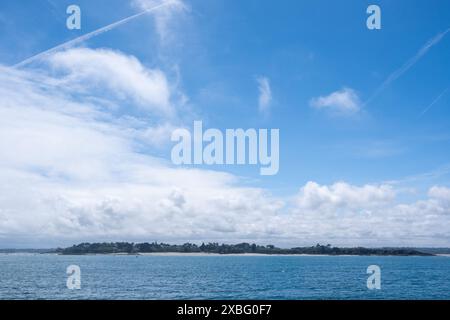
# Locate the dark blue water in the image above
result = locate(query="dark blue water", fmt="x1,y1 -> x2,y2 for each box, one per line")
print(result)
0,254 -> 449,299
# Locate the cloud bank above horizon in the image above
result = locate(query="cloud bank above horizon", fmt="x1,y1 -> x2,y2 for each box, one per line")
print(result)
0,47 -> 449,248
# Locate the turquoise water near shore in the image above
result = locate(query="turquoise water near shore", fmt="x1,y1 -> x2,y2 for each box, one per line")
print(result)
0,254 -> 449,299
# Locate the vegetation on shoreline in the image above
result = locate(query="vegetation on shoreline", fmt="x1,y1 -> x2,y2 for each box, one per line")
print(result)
57,242 -> 433,256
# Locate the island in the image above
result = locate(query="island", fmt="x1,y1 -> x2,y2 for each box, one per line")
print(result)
56,242 -> 434,256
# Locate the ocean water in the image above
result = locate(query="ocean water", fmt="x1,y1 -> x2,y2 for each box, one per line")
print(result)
0,254 -> 449,300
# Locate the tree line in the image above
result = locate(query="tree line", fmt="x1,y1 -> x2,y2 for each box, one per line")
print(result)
57,242 -> 432,256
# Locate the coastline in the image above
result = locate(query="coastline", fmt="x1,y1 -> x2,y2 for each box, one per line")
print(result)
51,252 -> 438,257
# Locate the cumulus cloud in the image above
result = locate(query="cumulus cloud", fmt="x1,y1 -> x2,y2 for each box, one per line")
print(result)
290,182 -> 450,246
256,76 -> 272,115
428,186 -> 450,199
295,181 -> 395,213
310,87 -> 361,115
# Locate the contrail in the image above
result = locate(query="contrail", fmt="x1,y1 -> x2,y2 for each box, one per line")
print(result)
13,1 -> 174,68
419,86 -> 449,118
365,27 -> 450,106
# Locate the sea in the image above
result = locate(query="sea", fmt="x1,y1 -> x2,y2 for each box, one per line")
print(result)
0,254 -> 449,299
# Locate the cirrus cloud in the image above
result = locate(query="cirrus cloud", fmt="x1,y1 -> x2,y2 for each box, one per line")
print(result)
256,76 -> 272,115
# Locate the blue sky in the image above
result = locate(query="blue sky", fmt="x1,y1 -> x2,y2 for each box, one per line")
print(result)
0,0 -> 450,247
2,0 -> 450,188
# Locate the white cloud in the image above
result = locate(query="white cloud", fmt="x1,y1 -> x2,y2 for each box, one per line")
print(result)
47,48 -> 174,116
295,181 -> 395,212
428,186 -> 450,202
132,0 -> 187,44
256,76 -> 272,114
138,122 -> 178,147
310,87 -> 361,114
290,182 -> 450,246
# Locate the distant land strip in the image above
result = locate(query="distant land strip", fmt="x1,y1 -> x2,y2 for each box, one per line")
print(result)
17,242 -> 444,256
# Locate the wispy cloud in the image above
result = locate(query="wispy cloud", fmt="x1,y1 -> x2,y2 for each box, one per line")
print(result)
13,0 -> 176,68
257,76 -> 272,115
132,0 -> 187,45
310,87 -> 361,115
48,48 -> 174,116
366,28 -> 450,105
419,86 -> 450,117
383,163 -> 450,186
332,140 -> 406,159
